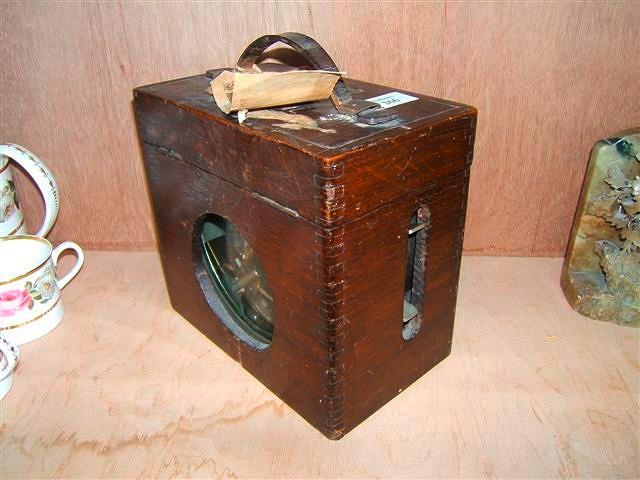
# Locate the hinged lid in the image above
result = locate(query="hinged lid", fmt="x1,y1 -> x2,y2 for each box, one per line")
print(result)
135,73 -> 473,158
133,33 -> 476,227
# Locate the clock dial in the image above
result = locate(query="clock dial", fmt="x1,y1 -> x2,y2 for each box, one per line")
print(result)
200,217 -> 274,344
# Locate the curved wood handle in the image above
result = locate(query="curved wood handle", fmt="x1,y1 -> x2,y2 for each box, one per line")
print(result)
236,32 -> 353,105
233,32 -> 397,124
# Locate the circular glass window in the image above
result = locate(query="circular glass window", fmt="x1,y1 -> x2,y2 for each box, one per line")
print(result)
198,215 -> 274,345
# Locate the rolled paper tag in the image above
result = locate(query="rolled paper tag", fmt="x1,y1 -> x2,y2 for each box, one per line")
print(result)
211,69 -> 343,114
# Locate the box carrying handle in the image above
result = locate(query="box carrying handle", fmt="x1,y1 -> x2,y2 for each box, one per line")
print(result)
233,32 -> 397,125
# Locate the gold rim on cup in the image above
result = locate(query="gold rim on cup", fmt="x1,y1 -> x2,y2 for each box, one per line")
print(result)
0,235 -> 54,285
0,296 -> 61,331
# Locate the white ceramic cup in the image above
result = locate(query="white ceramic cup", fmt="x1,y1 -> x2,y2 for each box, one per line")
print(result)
0,335 -> 19,400
0,235 -> 84,345
0,144 -> 59,237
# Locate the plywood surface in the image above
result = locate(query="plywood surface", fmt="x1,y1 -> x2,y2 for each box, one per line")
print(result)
0,2 -> 639,254
1,252 -> 638,478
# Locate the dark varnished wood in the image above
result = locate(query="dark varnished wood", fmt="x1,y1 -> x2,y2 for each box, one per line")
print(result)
134,73 -> 475,226
134,72 -> 476,439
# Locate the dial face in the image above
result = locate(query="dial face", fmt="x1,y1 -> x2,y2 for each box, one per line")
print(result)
200,217 -> 274,345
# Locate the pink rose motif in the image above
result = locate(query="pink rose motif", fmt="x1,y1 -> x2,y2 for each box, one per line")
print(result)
0,289 -> 33,317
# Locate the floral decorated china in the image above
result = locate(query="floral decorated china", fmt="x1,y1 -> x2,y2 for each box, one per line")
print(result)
0,144 -> 59,237
0,235 -> 83,345
0,335 -> 19,400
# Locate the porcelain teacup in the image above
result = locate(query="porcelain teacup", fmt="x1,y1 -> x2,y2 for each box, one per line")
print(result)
1,144 -> 59,237
0,235 -> 83,345
0,335 -> 19,400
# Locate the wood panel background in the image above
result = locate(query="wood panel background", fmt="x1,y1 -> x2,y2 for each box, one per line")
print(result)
1,1 -> 638,255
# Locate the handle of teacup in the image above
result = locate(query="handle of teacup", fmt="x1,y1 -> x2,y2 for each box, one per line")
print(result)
0,336 -> 19,382
52,241 -> 84,290
0,144 -> 59,237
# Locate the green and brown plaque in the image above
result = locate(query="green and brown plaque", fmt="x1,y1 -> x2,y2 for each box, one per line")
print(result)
561,129 -> 640,326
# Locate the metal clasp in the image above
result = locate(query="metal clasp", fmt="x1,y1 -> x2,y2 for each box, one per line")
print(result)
332,96 -> 398,125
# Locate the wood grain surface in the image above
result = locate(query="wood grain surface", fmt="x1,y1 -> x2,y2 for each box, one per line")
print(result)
1,252 -> 638,478
1,2 -> 639,254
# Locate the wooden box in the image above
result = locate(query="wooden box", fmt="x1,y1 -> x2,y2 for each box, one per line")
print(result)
134,35 -> 476,439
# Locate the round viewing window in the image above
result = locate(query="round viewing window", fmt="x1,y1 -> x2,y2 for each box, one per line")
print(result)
196,215 -> 274,347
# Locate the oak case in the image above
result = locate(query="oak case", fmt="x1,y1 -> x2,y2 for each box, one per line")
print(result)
134,63 -> 476,438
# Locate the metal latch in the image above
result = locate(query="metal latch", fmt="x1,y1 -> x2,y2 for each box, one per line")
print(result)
331,97 -> 398,125
408,220 -> 429,236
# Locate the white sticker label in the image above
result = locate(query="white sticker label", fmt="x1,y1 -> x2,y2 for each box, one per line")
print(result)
366,91 -> 419,109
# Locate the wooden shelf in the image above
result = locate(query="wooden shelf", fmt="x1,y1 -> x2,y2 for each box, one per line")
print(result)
1,252 -> 638,478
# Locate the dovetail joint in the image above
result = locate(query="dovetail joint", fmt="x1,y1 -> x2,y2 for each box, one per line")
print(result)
316,225 -> 347,434
315,161 -> 346,226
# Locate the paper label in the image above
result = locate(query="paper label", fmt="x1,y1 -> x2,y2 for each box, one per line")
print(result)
366,91 -> 419,109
